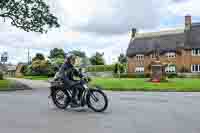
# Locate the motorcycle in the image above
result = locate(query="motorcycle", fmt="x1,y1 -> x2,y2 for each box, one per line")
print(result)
48,70 -> 108,112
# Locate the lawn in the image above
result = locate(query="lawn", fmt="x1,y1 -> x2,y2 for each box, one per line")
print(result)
20,76 -> 200,91
0,80 -> 14,91
23,76 -> 50,80
91,78 -> 200,92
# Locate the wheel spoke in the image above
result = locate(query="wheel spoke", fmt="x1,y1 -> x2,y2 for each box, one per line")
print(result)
89,91 -> 106,111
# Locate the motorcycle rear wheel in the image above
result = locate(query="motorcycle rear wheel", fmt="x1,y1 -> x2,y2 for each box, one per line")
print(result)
51,88 -> 70,109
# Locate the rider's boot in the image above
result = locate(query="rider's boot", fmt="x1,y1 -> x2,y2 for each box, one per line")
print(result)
71,97 -> 80,108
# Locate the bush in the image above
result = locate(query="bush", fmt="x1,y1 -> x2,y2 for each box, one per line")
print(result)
178,75 -> 186,78
86,65 -> 115,72
0,71 -> 3,80
167,73 -> 177,78
114,73 -> 150,78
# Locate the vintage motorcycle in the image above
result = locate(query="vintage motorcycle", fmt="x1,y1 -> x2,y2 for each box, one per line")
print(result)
49,70 -> 108,112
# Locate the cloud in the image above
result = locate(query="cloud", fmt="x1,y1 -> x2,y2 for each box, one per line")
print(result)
172,0 -> 189,3
70,0 -> 165,35
168,0 -> 200,16
0,0 -> 199,65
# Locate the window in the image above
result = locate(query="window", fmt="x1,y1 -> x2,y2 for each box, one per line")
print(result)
136,54 -> 144,61
191,64 -> 200,72
135,67 -> 144,73
192,49 -> 200,56
166,52 -> 176,58
165,66 -> 176,73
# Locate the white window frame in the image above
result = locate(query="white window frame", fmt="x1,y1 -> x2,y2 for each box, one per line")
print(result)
166,52 -> 176,58
192,49 -> 200,56
135,67 -> 144,73
136,54 -> 144,61
165,65 -> 176,73
191,64 -> 200,72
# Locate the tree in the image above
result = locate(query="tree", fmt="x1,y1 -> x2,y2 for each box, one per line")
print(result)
118,53 -> 127,64
90,52 -> 105,65
32,53 -> 45,61
0,0 -> 60,33
80,57 -> 91,67
50,57 -> 64,71
31,59 -> 49,75
114,63 -> 125,74
69,50 -> 86,58
49,48 -> 65,59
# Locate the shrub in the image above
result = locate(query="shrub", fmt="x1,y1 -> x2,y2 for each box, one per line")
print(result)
0,71 -> 3,80
86,65 -> 115,72
114,73 -> 150,78
119,64 -> 126,73
178,75 -> 186,78
167,73 -> 177,78
114,64 -> 119,74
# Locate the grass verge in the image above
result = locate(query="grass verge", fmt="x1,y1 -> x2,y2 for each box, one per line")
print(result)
23,76 -> 50,80
0,80 -> 15,91
90,78 -> 200,92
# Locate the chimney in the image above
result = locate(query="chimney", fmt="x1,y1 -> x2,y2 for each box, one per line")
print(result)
185,15 -> 192,30
131,28 -> 137,38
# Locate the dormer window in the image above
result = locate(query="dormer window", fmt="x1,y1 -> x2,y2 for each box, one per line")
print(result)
136,54 -> 144,61
166,52 -> 176,58
192,48 -> 200,56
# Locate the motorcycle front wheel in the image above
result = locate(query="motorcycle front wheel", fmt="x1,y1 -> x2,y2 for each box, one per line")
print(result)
87,89 -> 108,112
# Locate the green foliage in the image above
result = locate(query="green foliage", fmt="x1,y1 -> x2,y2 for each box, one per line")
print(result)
86,64 -> 127,73
79,57 -> 91,68
50,58 -> 64,69
0,71 -> 3,80
118,54 -> 127,64
167,73 -> 178,78
25,59 -> 53,76
89,52 -> 105,65
21,65 -> 28,74
114,63 -> 126,74
91,78 -> 200,91
49,48 -> 65,59
114,63 -> 118,74
86,65 -> 115,72
69,50 -> 86,58
0,0 -> 60,33
114,73 -> 150,78
32,53 -> 45,61
0,80 -> 11,90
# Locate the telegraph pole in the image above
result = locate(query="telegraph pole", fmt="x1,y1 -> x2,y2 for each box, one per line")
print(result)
27,48 -> 30,65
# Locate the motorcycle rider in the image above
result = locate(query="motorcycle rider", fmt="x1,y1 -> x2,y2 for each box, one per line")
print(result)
57,54 -> 83,106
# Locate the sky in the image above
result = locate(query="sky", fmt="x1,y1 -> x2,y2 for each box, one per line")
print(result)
0,0 -> 200,64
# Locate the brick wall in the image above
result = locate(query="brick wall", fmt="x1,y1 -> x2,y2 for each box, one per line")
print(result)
127,49 -> 200,74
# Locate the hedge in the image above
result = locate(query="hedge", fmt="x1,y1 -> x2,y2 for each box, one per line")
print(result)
86,64 -> 127,72
114,73 -> 151,78
86,65 -> 115,72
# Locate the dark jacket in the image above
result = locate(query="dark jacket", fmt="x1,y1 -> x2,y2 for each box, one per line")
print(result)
58,62 -> 81,81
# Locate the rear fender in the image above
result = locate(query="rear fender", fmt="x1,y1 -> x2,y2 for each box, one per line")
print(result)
50,86 -> 70,97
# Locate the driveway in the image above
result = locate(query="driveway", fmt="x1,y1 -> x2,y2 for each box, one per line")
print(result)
0,79 -> 200,133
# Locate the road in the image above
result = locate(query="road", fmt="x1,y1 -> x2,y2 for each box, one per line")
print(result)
0,79 -> 200,133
